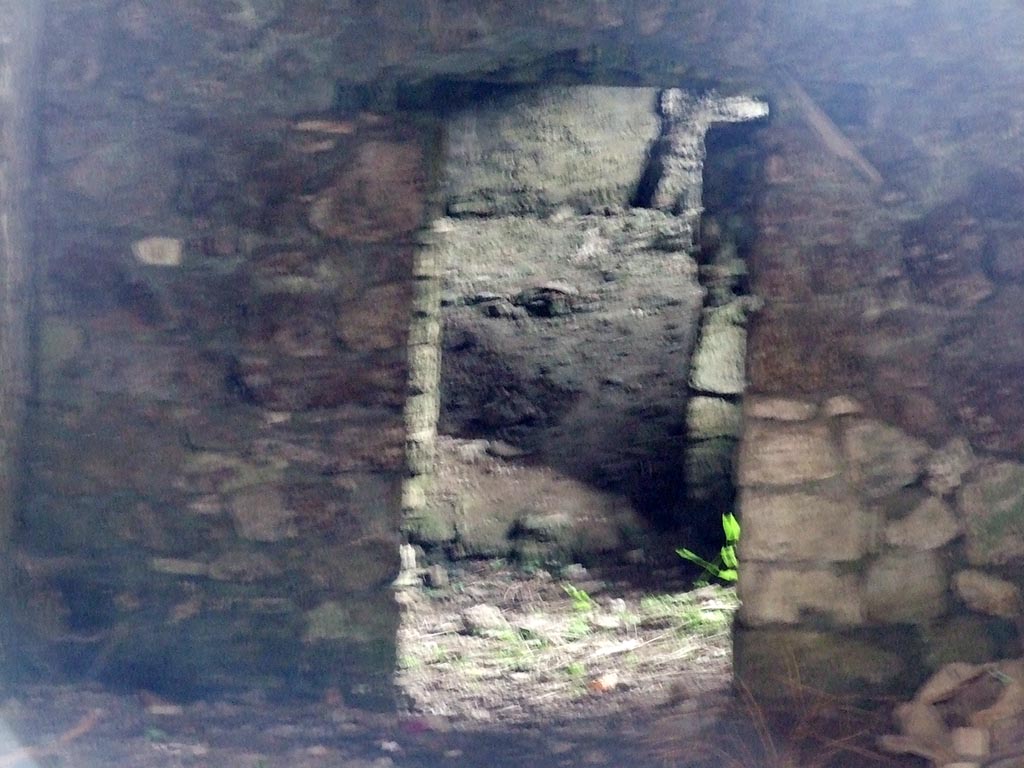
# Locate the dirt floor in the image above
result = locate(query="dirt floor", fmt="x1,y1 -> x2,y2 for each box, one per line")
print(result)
0,565 -> 921,768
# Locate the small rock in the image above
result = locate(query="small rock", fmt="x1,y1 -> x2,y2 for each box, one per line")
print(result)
424,564 -> 449,588
461,604 -> 509,636
455,439 -> 491,463
590,614 -> 622,630
563,564 -> 589,581
954,569 -> 1023,618
487,440 -> 526,459
517,512 -> 572,542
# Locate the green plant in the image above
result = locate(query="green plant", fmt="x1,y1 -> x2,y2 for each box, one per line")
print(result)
677,512 -> 741,584
562,583 -> 596,613
565,615 -> 593,642
564,661 -> 586,678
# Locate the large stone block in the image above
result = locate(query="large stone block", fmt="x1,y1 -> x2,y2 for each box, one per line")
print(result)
739,488 -> 870,562
444,86 -> 660,216
738,562 -> 863,626
842,419 -> 929,499
864,551 -> 947,623
737,420 -> 841,486
884,496 -> 961,551
958,461 -> 1024,565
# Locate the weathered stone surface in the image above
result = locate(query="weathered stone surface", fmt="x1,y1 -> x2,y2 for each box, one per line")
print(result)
934,287 -> 1024,453
958,461 -> 1024,565
738,563 -> 863,626
925,438 -> 976,496
683,437 -> 736,507
822,395 -> 863,418
302,541 -> 399,593
865,551 -> 947,623
843,419 -> 929,499
236,351 -> 407,411
954,569 -> 1023,619
229,486 -> 297,542
739,488 -> 870,562
208,550 -> 282,582
310,140 -> 426,242
445,87 -> 660,216
686,397 -> 742,440
744,396 -> 817,422
746,300 -> 865,393
737,420 -> 841,486
885,496 -> 961,551
902,200 -> 995,310
689,321 -> 746,395
336,282 -> 412,352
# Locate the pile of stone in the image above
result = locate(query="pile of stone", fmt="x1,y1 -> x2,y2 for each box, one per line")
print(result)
880,660 -> 1024,767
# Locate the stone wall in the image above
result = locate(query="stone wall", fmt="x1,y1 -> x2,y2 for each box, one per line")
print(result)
8,0 -> 1024,706
0,1 -> 42,585
734,1 -> 1024,698
17,2 -> 439,706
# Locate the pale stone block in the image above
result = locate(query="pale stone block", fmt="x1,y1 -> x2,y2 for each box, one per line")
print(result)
737,420 -> 841,486
823,394 -> 864,417
885,496 -> 961,550
958,461 -> 1024,565
407,344 -> 440,395
738,563 -> 863,626
843,419 -> 929,498
739,488 -> 869,562
405,393 -> 440,431
954,569 -> 1022,619
689,323 -> 746,395
132,236 -> 183,266
686,396 -> 742,440
951,727 -> 990,759
744,396 -> 817,421
407,317 -> 441,346
865,550 -> 946,623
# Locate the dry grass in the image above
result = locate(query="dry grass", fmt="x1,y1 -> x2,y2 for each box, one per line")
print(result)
396,563 -> 737,725
651,664 -> 913,768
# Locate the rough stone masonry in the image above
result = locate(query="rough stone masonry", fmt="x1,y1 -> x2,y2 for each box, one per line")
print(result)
0,0 -> 1021,710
